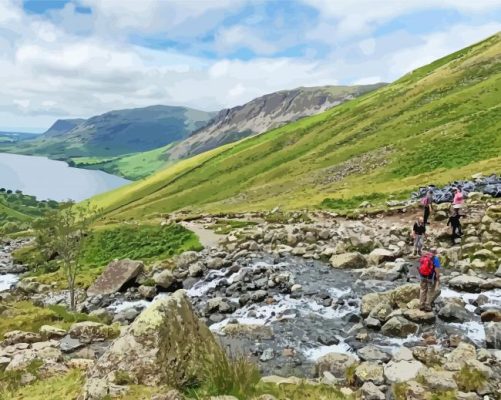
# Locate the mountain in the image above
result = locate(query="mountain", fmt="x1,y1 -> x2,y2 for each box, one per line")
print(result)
165,84 -> 385,161
90,33 -> 501,219
70,84 -> 384,180
43,118 -> 86,137
0,131 -> 39,143
1,105 -> 215,159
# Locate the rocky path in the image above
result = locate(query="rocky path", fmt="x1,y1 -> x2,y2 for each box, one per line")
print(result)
181,220 -> 225,248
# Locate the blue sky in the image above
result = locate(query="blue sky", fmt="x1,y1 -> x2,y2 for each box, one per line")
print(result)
0,0 -> 500,131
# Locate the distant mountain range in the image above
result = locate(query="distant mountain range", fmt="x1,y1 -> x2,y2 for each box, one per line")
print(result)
0,105 -> 215,159
0,131 -> 39,143
165,83 -> 385,161
0,84 -> 384,179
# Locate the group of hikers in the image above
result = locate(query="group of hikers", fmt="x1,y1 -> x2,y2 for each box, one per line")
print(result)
411,186 -> 465,312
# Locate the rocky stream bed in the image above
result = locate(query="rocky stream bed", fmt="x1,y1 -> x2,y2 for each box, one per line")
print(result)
1,194 -> 501,399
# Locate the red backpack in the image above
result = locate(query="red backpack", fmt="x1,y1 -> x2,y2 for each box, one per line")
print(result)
418,253 -> 434,277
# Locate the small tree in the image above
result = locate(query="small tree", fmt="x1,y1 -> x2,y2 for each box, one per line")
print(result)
33,202 -> 100,310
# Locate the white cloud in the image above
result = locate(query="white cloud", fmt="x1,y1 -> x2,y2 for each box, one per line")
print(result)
0,0 -> 500,131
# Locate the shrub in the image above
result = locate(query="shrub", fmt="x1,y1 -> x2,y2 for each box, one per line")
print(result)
455,365 -> 487,392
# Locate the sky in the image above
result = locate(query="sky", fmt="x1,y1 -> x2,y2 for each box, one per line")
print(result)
0,0 -> 500,132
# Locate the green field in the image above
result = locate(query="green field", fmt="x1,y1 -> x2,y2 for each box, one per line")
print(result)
88,33 -> 501,219
71,143 -> 176,180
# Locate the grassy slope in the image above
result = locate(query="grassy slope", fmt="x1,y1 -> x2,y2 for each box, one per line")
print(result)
90,33 -> 501,219
70,143 -> 176,180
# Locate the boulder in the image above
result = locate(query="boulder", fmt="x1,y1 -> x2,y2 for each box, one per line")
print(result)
138,285 -> 157,300
402,309 -> 435,324
82,290 -> 220,399
389,284 -> 420,308
484,322 -> 501,349
315,352 -> 358,381
418,368 -> 457,391
87,260 -> 143,296
368,248 -> 396,265
384,359 -> 424,383
2,330 -> 42,346
381,316 -> 418,337
153,269 -> 176,289
175,251 -> 199,269
68,322 -> 118,343
359,381 -> 385,400
354,362 -> 384,385
329,252 -> 368,269
357,346 -> 391,363
480,309 -> 501,322
361,292 -> 390,317
448,275 -> 486,292
438,303 -> 471,323
39,325 -> 67,340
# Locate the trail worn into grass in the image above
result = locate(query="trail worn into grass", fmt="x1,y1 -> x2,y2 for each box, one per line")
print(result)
181,221 -> 225,249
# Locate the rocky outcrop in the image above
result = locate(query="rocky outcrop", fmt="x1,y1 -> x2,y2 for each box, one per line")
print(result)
82,290 -> 220,399
87,259 -> 143,296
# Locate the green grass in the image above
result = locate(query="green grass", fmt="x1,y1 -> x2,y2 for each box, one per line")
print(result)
0,301 -> 104,340
454,365 -> 487,392
17,223 -> 202,289
81,223 -> 202,267
71,143 -> 177,180
88,33 -> 501,219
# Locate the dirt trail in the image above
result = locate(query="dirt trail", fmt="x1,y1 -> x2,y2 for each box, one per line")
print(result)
181,221 -> 225,249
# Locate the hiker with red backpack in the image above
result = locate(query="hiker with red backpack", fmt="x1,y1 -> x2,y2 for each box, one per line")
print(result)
421,190 -> 433,225
418,248 -> 441,312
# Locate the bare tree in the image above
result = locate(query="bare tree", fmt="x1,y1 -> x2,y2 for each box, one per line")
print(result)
34,202 -> 100,310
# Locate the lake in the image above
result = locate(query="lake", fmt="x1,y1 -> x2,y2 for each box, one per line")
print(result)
0,152 -> 130,201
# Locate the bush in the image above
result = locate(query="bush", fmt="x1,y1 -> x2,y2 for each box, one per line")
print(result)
455,365 -> 487,392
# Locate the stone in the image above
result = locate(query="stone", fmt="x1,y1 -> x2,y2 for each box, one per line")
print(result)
357,346 -> 391,363
448,275 -> 486,292
384,359 -> 424,383
403,380 -> 428,400
68,322 -> 117,343
402,309 -> 435,324
82,290 -> 221,399
354,362 -> 384,385
59,336 -> 85,353
206,297 -> 236,314
138,285 -> 157,300
151,389 -> 184,400
207,257 -> 225,270
368,248 -> 395,265
188,262 -> 204,277
392,347 -> 413,361
456,393 -> 481,400
389,284 -> 420,308
153,269 -> 176,289
359,381 -> 385,400
381,316 -> 418,337
484,322 -> 501,349
329,252 -> 368,269
444,342 -> 476,369
369,302 -> 393,322
175,251 -> 199,269
438,303 -> 471,322
39,325 -> 67,340
2,330 -> 42,346
480,309 -> 501,322
87,259 -> 143,296
315,352 -> 358,381
361,292 -> 390,317
88,309 -> 113,325
365,317 -> 381,329
419,368 -> 457,391
260,348 -> 274,362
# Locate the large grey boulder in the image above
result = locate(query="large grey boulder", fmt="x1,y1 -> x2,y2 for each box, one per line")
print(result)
367,248 -> 396,265
384,359 -> 424,383
448,275 -> 486,292
314,352 -> 358,381
329,252 -> 367,269
438,303 -> 471,323
82,290 -> 220,399
87,260 -> 143,296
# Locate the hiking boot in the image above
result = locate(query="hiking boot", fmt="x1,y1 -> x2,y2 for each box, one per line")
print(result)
419,305 -> 426,311
424,305 -> 432,312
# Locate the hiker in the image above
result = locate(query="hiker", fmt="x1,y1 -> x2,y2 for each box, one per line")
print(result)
421,190 -> 433,225
418,248 -> 441,312
452,186 -> 464,207
447,207 -> 462,244
412,217 -> 426,256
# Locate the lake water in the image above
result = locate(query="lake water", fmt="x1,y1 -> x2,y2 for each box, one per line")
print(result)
0,152 -> 130,201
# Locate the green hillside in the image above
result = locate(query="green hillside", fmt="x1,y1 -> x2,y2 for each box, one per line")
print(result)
0,105 -> 214,160
90,33 -> 501,219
